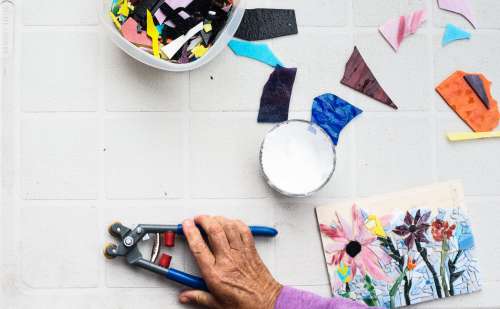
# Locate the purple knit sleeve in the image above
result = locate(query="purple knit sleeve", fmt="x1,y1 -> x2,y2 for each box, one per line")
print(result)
274,286 -> 379,309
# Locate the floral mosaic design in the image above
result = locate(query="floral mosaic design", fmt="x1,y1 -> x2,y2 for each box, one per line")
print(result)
318,205 -> 480,308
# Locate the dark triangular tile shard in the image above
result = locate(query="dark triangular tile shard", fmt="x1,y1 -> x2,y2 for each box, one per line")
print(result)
235,9 -> 298,41
464,74 -> 490,109
257,66 -> 297,123
341,47 -> 398,110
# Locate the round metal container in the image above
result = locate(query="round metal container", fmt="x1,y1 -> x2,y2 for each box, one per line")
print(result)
259,120 -> 336,197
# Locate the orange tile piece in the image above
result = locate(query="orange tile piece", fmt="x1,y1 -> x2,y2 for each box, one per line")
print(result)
436,71 -> 499,132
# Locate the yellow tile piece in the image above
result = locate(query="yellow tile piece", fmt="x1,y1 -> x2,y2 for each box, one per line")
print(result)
146,10 -> 160,58
192,44 -> 208,58
365,215 -> 386,238
118,0 -> 129,17
447,131 -> 500,142
109,12 -> 122,30
203,23 -> 212,33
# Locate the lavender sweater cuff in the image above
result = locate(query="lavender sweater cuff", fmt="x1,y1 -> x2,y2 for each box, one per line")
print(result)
274,286 -> 377,309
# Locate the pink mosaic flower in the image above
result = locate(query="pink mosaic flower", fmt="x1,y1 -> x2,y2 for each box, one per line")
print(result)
320,204 -> 393,284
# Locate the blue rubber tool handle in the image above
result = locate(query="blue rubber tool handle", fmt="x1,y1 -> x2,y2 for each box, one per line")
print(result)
167,226 -> 277,291
166,268 -> 208,291
176,224 -> 278,237
247,226 -> 279,237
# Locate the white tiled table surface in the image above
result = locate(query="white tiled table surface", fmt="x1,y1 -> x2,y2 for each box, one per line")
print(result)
1,0 -> 500,308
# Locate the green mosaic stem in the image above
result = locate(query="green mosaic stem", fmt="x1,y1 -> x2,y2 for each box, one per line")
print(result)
440,240 -> 451,297
416,240 -> 443,298
449,277 -> 455,296
403,276 -> 412,305
389,272 -> 405,308
363,275 -> 379,307
379,237 -> 411,306
448,250 -> 465,296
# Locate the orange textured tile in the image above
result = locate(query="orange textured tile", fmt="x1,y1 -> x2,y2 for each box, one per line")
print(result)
436,71 -> 499,132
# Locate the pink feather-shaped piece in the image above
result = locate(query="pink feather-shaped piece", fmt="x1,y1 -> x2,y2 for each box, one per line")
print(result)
379,9 -> 427,51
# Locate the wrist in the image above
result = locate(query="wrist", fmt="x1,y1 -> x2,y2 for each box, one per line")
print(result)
264,280 -> 283,309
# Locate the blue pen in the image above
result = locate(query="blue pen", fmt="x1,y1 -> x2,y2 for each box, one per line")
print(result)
105,222 -> 278,291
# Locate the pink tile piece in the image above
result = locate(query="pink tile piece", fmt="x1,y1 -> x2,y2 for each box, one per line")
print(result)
379,9 -> 427,51
438,0 -> 476,28
155,9 -> 167,24
121,17 -> 152,47
165,0 -> 193,10
178,10 -> 190,19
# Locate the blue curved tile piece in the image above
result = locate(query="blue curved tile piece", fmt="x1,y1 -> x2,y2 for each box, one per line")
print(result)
228,39 -> 283,67
311,93 -> 363,145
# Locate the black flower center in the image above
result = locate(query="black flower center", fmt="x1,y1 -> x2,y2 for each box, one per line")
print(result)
345,241 -> 362,258
409,225 -> 417,233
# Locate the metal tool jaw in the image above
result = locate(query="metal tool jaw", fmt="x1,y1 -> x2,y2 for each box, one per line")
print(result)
105,223 -> 178,277
104,222 -> 278,290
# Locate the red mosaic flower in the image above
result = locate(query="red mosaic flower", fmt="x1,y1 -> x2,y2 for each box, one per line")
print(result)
431,219 -> 456,242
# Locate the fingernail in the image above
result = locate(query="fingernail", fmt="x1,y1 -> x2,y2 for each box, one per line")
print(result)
179,295 -> 189,303
183,219 -> 194,228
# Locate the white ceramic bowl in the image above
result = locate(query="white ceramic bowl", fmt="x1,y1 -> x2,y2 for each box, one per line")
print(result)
100,0 -> 246,72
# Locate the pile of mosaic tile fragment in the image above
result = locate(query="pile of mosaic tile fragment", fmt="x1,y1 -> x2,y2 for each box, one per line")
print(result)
109,0 -> 233,63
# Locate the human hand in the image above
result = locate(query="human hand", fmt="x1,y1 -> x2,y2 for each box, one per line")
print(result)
179,216 -> 282,309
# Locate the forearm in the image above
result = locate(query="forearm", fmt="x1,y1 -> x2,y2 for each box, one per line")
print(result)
274,286 -> 376,309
